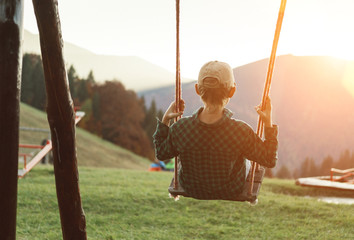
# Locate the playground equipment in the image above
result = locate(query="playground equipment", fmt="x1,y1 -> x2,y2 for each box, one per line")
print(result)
18,111 -> 85,178
296,168 -> 354,192
168,0 -> 286,203
148,159 -> 175,172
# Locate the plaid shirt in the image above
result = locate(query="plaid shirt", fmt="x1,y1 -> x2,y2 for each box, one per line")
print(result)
153,107 -> 278,200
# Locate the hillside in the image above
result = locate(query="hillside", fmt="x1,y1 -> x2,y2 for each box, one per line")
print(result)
139,55 -> 354,170
23,30 -> 193,91
17,166 -> 354,239
19,103 -> 150,170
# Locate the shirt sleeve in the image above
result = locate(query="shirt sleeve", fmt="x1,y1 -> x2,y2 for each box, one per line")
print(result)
242,124 -> 279,168
153,119 -> 179,161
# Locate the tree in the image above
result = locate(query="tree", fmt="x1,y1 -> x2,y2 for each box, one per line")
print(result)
276,165 -> 292,179
21,54 -> 46,110
67,65 -> 77,100
96,81 -> 154,159
143,99 -> 158,147
142,98 -> 164,149
76,79 -> 89,103
264,168 -> 273,178
21,54 -> 35,104
299,157 -> 317,177
319,155 -> 334,176
308,158 -> 318,177
86,70 -> 95,84
85,70 -> 95,99
31,60 -> 46,110
92,92 -> 100,121
335,149 -> 352,169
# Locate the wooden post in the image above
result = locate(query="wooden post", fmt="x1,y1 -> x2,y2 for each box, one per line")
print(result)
0,1 -> 24,239
32,0 -> 87,239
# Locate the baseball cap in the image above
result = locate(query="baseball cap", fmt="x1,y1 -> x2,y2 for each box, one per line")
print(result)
198,61 -> 235,88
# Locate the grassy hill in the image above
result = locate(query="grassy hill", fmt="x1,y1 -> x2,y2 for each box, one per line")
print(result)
19,103 -> 150,170
17,166 -> 354,239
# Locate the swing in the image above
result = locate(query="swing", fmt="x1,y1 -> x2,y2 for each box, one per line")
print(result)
168,0 -> 286,203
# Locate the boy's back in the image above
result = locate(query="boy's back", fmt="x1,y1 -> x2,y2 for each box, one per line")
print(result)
154,108 -> 278,200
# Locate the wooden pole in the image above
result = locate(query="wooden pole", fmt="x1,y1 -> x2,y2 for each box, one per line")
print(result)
32,0 -> 87,239
0,0 -> 24,239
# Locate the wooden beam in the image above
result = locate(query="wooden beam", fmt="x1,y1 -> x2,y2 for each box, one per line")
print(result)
0,0 -> 24,239
31,0 -> 87,239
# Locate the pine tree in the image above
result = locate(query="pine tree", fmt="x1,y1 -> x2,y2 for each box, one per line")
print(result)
142,99 -> 160,147
336,149 -> 351,169
67,65 -> 77,100
20,54 -> 46,110
276,165 -> 292,179
300,157 -> 317,177
86,70 -> 95,83
21,54 -> 34,104
319,155 -> 334,176
31,60 -> 46,110
265,168 -> 273,178
77,79 -> 89,103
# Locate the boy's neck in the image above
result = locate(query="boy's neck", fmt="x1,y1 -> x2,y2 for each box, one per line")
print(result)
199,105 -> 224,124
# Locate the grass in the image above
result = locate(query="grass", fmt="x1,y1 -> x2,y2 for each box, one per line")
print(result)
19,103 -> 150,170
17,166 -> 354,240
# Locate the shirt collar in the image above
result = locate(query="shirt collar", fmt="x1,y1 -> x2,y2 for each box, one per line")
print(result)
192,107 -> 233,127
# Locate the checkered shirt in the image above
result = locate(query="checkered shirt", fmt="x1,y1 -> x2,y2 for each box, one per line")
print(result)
153,107 -> 278,200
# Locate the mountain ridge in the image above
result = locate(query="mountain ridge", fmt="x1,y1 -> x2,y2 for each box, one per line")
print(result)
23,30 -> 193,91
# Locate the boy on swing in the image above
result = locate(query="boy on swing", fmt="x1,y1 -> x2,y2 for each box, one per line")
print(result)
153,61 -> 278,200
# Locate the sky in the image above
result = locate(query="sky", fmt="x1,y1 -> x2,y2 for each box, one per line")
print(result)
23,0 -> 354,81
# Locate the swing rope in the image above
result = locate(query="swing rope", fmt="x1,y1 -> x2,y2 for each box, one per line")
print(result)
174,0 -> 181,190
248,0 -> 287,196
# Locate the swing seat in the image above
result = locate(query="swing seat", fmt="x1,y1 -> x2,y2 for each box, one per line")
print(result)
168,166 -> 265,202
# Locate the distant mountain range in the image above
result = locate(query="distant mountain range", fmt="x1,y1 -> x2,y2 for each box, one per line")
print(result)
23,30 -> 192,91
139,55 -> 354,170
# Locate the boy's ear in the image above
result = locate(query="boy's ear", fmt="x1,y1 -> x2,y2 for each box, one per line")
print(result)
229,86 -> 236,98
195,84 -> 200,95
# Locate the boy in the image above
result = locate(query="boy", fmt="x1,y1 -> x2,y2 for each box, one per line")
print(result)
153,61 -> 278,200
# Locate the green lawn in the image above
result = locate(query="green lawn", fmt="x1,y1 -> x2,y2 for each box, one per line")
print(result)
17,166 -> 354,240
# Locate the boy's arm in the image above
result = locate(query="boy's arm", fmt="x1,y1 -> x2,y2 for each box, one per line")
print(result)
153,100 -> 185,160
243,125 -> 278,168
153,119 -> 179,161
243,95 -> 278,167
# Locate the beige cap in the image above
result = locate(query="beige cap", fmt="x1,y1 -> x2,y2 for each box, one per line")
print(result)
198,61 -> 235,88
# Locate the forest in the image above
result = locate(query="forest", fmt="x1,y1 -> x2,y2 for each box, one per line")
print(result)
21,53 -> 162,161
21,53 -> 353,177
275,150 -> 354,179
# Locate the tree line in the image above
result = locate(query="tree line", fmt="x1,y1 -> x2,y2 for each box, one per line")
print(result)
275,149 -> 354,179
21,53 -> 162,160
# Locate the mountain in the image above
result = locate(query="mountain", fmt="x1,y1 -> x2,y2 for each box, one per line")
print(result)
139,55 -> 354,170
22,30 -> 192,91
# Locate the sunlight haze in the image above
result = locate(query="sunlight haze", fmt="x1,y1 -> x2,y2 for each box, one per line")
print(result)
23,0 -> 354,92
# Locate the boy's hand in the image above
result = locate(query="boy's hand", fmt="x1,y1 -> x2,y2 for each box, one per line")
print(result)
162,99 -> 185,126
255,96 -> 272,128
